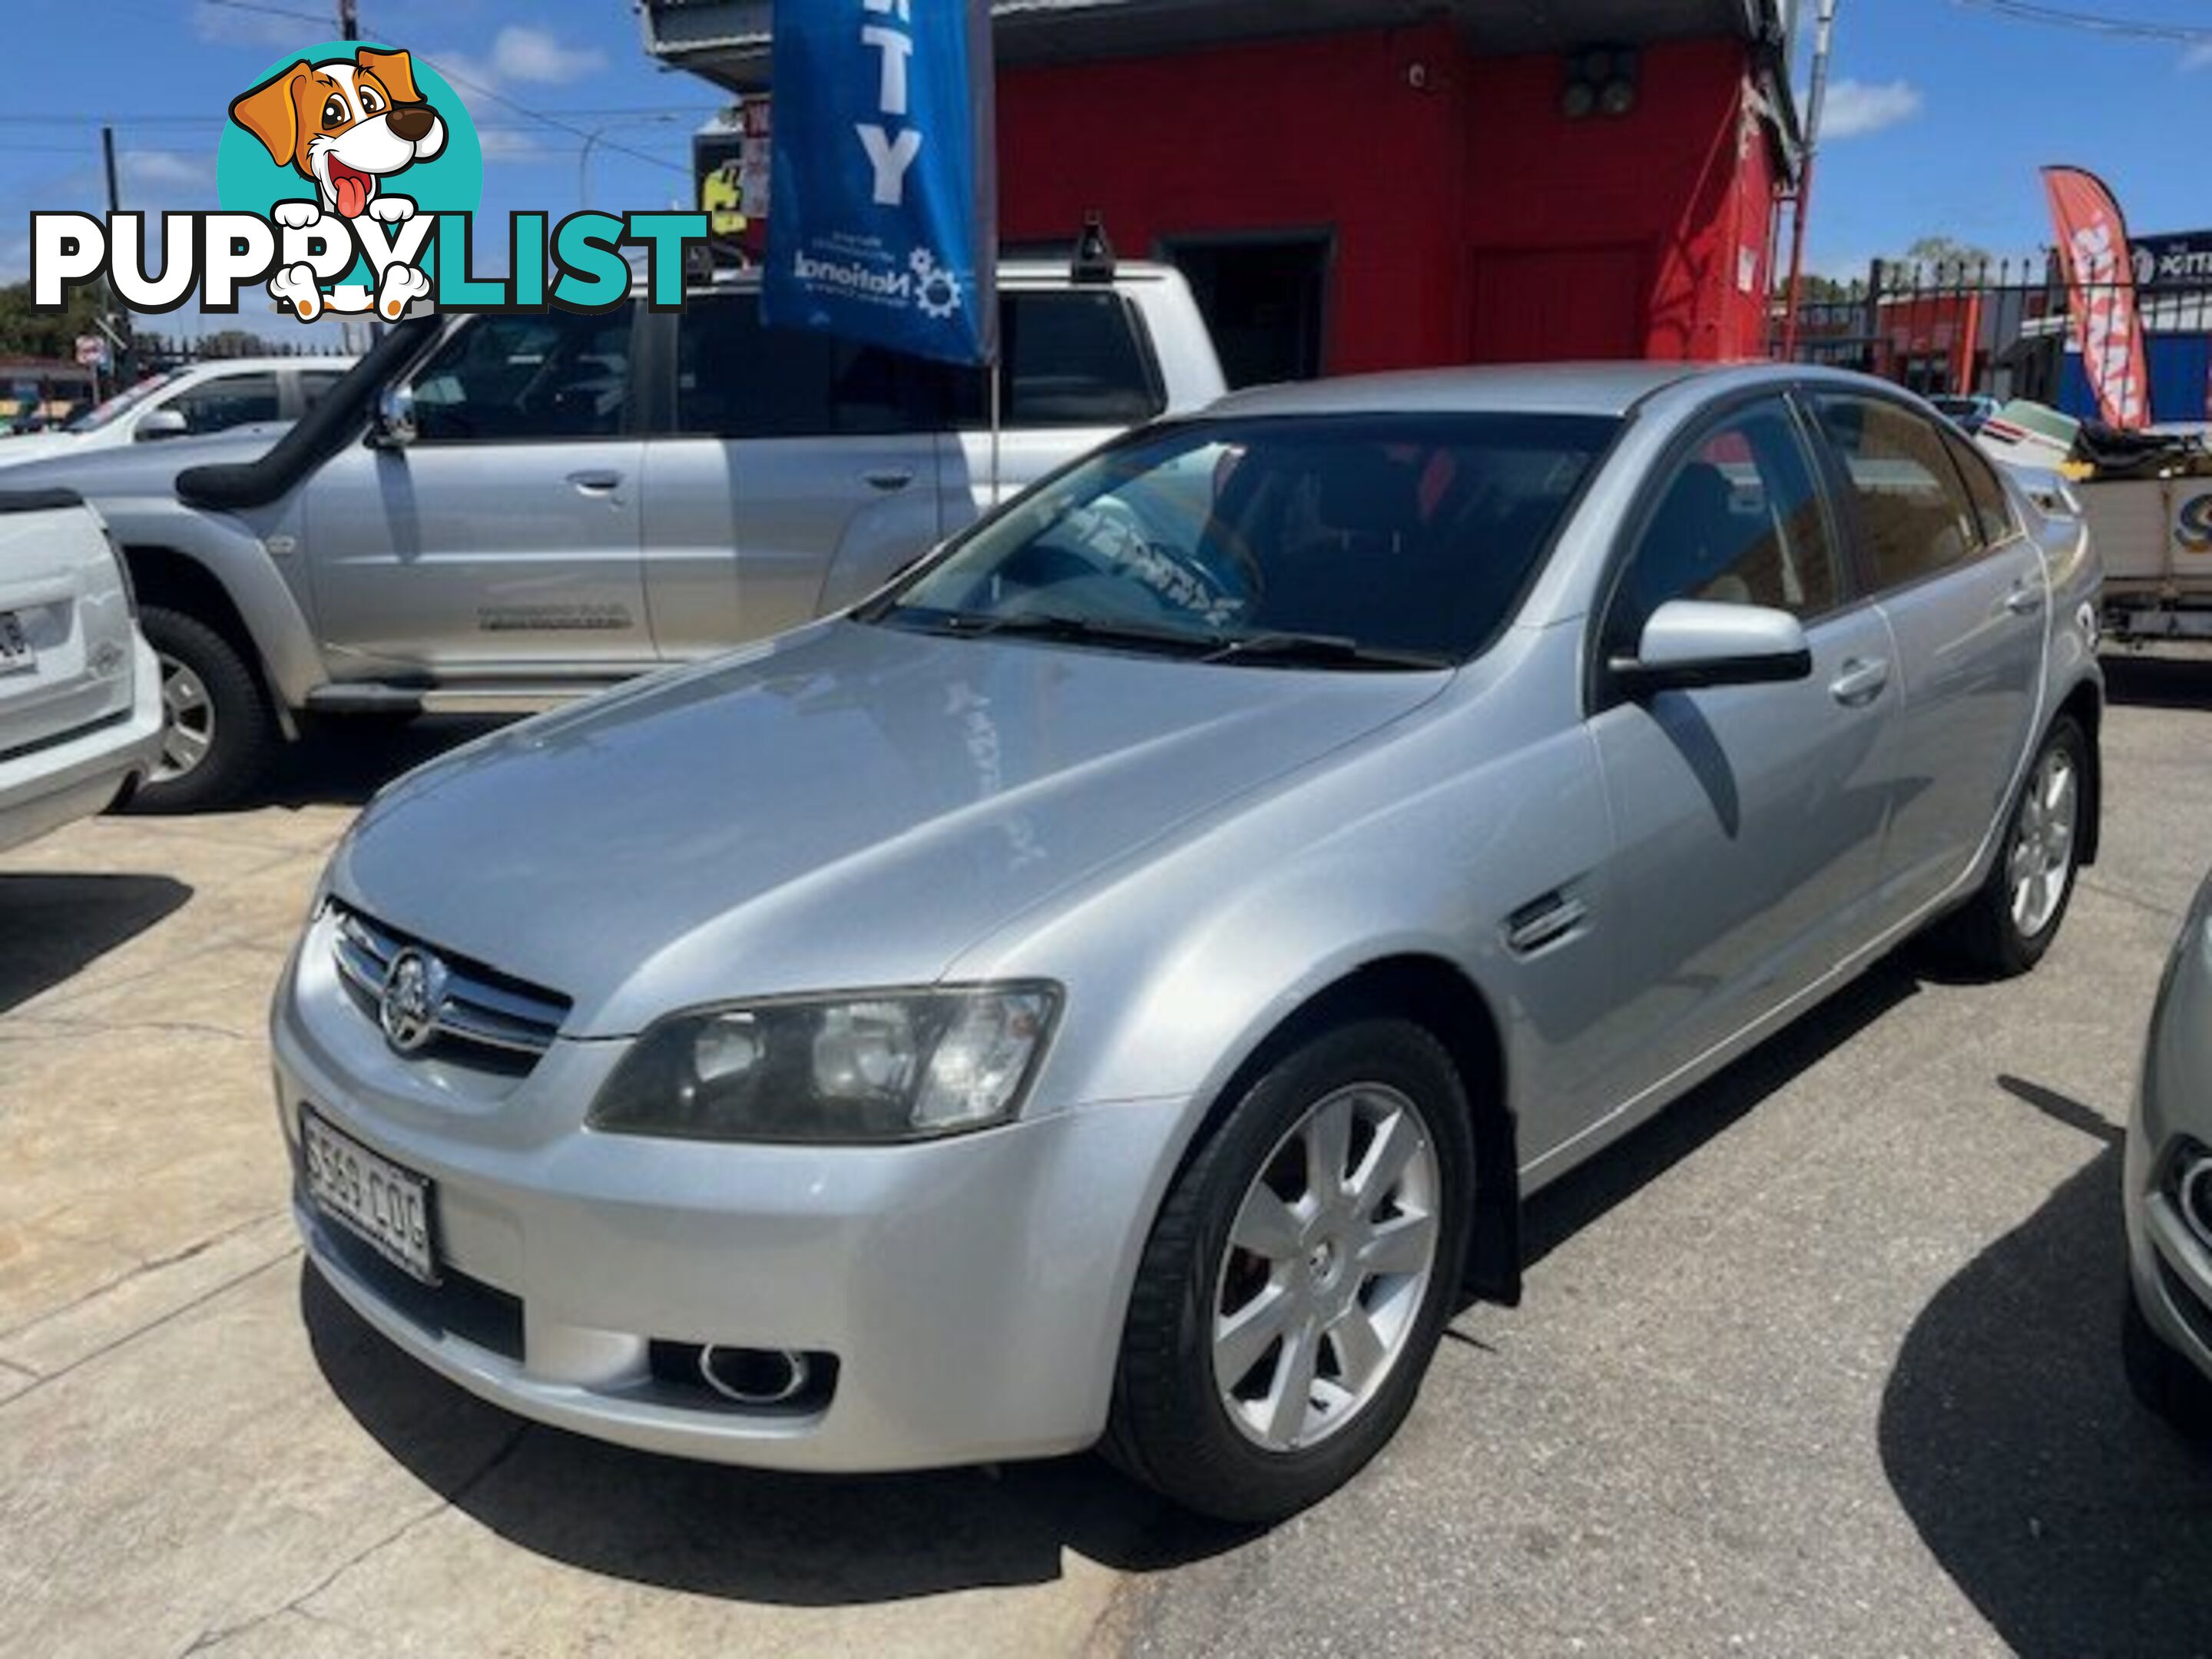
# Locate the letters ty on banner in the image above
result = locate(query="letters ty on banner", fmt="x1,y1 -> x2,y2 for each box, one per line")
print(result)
764,0 -> 998,368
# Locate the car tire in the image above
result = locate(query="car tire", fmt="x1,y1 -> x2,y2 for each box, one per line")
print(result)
1105,1018 -> 1474,1524
1939,714 -> 2089,978
2122,1279 -> 2212,1442
128,605 -> 276,813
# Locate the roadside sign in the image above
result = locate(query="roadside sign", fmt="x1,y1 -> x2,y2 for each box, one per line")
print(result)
74,334 -> 108,369
696,98 -> 772,238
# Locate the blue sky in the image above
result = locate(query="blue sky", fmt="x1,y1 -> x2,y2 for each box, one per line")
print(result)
1800,0 -> 2209,273
0,0 -> 2201,332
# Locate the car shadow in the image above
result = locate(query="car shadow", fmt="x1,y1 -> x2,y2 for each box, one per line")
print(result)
300,1269 -> 1254,1607
1877,1076 -> 2212,1656
2103,654 -> 2212,712
0,872 -> 191,1015
260,716 -> 512,813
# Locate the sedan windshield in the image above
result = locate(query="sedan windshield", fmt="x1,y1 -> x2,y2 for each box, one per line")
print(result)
873,413 -> 1619,667
62,372 -> 179,434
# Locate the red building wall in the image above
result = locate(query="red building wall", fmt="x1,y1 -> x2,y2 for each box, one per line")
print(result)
997,23 -> 1780,374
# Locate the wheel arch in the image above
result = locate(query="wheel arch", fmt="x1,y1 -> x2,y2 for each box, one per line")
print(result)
120,535 -> 320,734
2054,677 -> 2102,868
1164,952 -> 1524,1309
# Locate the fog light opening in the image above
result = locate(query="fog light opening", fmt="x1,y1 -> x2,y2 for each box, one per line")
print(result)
2178,1155 -> 2212,1253
697,1344 -> 812,1407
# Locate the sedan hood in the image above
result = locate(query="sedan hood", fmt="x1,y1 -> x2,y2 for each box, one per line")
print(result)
334,620 -> 1448,1035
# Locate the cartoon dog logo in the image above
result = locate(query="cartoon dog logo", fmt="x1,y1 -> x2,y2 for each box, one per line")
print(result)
229,47 -> 444,319
230,47 -> 444,223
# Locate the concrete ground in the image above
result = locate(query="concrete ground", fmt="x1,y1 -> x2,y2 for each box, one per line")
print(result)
4,665 -> 2212,1658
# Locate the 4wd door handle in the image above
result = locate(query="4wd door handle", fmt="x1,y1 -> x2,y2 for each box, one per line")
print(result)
1829,657 -> 1890,707
863,469 -> 915,492
2004,584 -> 2046,617
565,469 -> 623,493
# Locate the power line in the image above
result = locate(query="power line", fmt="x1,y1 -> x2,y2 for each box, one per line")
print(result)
420,56 -> 693,175
1953,0 -> 2212,43
197,0 -> 337,24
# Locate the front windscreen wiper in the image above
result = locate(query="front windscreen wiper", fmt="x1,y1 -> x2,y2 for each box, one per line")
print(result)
1198,631 -> 1456,672
883,608 -> 1455,671
888,607 -> 1214,657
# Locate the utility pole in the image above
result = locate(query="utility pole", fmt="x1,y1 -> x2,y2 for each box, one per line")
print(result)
337,0 -> 358,40
1779,0 -> 1839,362
100,125 -> 135,390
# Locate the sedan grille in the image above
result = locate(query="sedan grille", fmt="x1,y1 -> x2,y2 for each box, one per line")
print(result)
329,902 -> 571,1068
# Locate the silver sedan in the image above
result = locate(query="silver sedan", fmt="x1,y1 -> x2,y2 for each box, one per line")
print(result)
274,363 -> 2104,1522
2125,873 -> 2212,1435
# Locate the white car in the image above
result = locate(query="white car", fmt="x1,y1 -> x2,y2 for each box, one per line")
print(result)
0,490 -> 164,853
0,356 -> 357,470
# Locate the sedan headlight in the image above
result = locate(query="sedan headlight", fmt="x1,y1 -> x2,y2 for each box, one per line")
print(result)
588,985 -> 1061,1144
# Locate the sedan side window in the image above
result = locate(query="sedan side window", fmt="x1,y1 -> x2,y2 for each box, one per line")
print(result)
409,308 -> 635,442
1812,395 -> 1982,591
1610,397 -> 1841,651
161,373 -> 280,435
1942,427 -> 2019,547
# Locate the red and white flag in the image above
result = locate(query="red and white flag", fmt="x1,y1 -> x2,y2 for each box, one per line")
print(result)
2042,166 -> 2151,430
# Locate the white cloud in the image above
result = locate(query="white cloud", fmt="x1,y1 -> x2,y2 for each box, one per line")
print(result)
122,151 -> 214,190
2181,40 -> 2212,71
1820,78 -> 1924,141
488,25 -> 606,85
189,1 -> 306,48
438,26 -> 606,95
476,129 -> 554,164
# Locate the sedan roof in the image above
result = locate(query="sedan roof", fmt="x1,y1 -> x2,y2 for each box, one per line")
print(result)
1207,362 -> 1744,421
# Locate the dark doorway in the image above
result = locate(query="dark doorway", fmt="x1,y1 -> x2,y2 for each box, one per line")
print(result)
1161,233 -> 1332,389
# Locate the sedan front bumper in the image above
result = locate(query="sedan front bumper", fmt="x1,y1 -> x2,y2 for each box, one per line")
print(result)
273,931 -> 1187,1474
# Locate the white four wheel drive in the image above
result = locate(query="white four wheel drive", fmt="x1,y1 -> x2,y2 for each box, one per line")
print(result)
0,491 -> 164,856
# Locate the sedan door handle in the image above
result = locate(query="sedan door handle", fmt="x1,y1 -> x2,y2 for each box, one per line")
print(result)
2004,584 -> 2046,617
1828,657 -> 1890,707
565,469 -> 623,493
863,469 -> 915,492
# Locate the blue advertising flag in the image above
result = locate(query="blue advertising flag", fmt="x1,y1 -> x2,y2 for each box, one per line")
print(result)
764,0 -> 998,366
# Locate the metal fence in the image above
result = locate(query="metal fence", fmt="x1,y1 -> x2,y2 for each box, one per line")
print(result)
1773,257 -> 2212,424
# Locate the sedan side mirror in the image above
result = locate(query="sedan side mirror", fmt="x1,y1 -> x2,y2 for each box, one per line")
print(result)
134,408 -> 188,442
371,384 -> 417,449
1610,600 -> 1813,697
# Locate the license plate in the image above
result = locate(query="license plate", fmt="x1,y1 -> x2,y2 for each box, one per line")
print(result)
0,611 -> 31,677
300,1108 -> 438,1285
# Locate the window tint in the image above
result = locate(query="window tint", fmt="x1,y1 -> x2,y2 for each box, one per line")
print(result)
677,296 -> 925,437
410,309 -> 634,441
1942,427 -> 2017,547
1613,399 -> 1841,647
946,292 -> 1166,429
888,413 -> 1617,661
1813,396 -> 1981,591
298,369 -> 346,412
161,373 -> 280,435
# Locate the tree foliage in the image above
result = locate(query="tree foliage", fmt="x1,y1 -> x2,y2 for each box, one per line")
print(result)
0,280 -> 106,362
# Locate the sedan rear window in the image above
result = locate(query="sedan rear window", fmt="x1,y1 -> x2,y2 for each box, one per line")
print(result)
874,413 -> 1618,664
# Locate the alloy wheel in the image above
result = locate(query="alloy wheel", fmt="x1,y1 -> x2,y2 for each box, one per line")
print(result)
2007,746 -> 2078,939
155,652 -> 216,782
1211,1082 -> 1442,1452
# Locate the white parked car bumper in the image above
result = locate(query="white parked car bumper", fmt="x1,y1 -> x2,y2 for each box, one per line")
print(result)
0,637 -> 162,856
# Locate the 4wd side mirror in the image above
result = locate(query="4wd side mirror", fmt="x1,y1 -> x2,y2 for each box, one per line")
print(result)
134,408 -> 188,442
1610,600 -> 1813,697
372,384 -> 417,449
